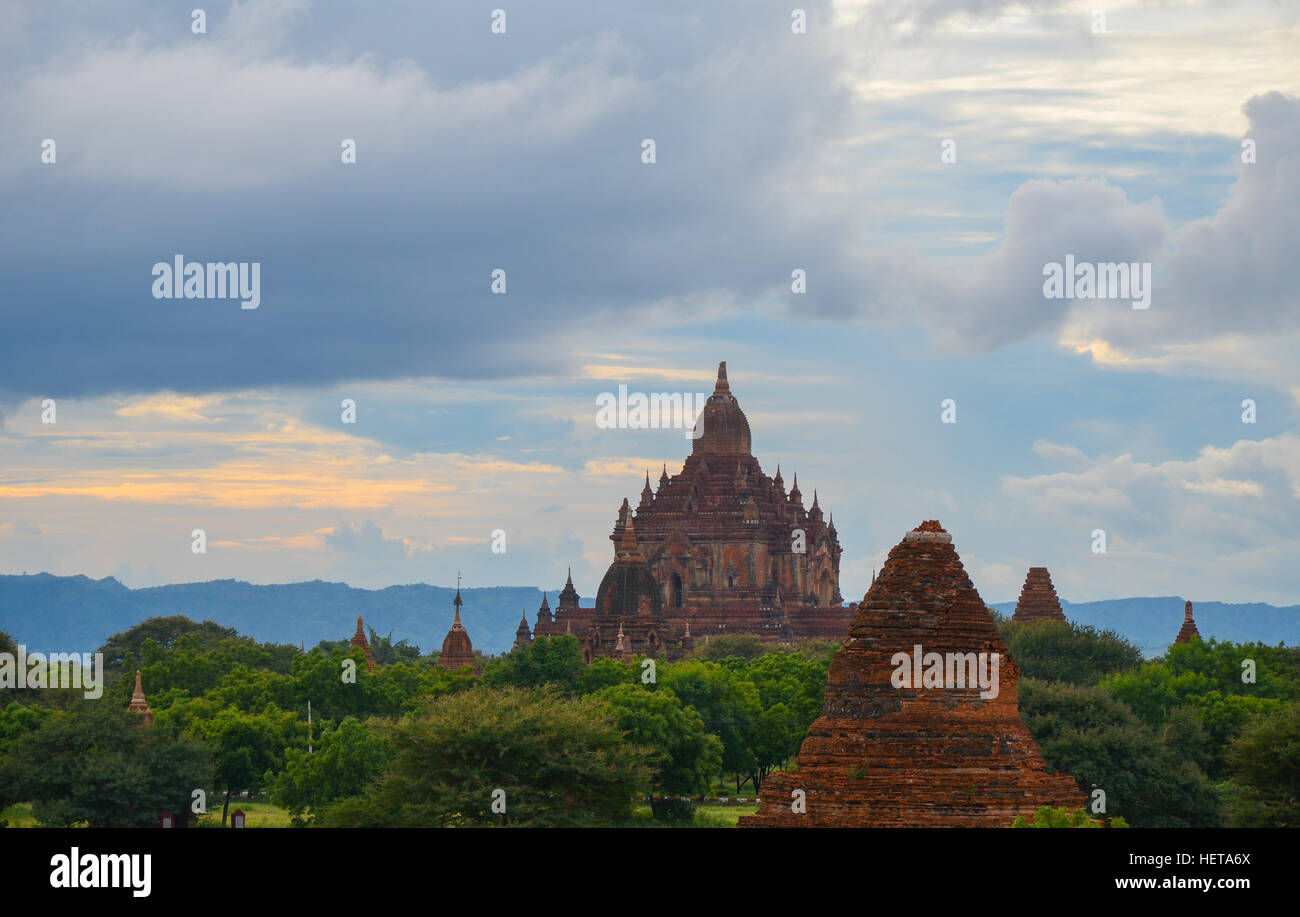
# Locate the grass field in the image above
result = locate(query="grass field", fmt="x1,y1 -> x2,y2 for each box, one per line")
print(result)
0,803 -> 40,827
196,798 -> 293,828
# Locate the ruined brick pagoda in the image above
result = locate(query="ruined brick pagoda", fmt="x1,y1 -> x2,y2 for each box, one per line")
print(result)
534,361 -> 853,658
350,615 -> 375,672
1011,567 -> 1068,623
739,520 -> 1084,827
1175,600 -> 1201,644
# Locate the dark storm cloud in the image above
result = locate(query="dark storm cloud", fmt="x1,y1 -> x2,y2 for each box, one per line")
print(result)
0,0 -> 872,401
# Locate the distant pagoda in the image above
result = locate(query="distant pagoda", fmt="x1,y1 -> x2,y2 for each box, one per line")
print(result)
126,670 -> 153,727
1175,600 -> 1201,644
1011,567 -> 1068,624
438,588 -> 482,675
513,610 -> 533,651
349,615 -> 375,672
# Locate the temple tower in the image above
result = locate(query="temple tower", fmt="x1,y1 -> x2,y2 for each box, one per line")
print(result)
350,615 -> 375,672
126,670 -> 153,727
1175,600 -> 1201,644
438,588 -> 482,675
1012,567 -> 1068,624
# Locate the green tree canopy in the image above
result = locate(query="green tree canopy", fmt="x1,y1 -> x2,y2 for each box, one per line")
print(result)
267,716 -> 393,820
661,660 -> 761,781
594,683 -> 722,797
483,634 -> 584,691
1224,701 -> 1300,827
185,703 -> 304,824
98,615 -> 240,670
999,619 -> 1144,685
318,686 -> 650,827
0,703 -> 212,827
1019,678 -> 1221,827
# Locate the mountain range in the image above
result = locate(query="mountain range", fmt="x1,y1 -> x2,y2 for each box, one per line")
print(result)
0,573 -> 1295,658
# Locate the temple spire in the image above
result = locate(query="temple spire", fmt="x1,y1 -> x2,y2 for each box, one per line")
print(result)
714,361 -> 730,394
618,515 -> 645,562
127,670 -> 153,726
1175,599 -> 1201,644
350,615 -> 375,671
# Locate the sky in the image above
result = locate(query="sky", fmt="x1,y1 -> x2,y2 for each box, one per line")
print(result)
0,0 -> 1297,607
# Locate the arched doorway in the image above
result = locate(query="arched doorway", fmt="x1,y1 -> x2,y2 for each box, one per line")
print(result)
671,572 -> 684,608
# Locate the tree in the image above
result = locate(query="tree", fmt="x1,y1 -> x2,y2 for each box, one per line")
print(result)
1019,679 -> 1221,827
98,616 -> 238,670
661,660 -> 761,788
576,657 -> 634,694
267,717 -> 393,821
1101,638 -> 1299,779
998,619 -> 1144,685
483,635 -> 584,691
594,683 -> 722,800
190,704 -> 304,825
367,626 -> 420,665
317,687 -> 650,827
736,652 -> 828,791
1225,701 -> 1300,827
0,703 -> 212,827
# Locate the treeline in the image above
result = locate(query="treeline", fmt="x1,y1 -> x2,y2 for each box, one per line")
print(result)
2,615 -> 1297,827
997,613 -> 1300,827
0,620 -> 831,827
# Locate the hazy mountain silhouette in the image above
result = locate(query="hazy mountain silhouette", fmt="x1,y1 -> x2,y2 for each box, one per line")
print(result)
0,574 -> 553,656
0,574 -> 1295,657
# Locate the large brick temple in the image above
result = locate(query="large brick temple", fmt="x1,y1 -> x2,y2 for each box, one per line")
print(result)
521,361 -> 853,660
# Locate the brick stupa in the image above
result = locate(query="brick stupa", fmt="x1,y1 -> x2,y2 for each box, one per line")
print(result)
739,521 -> 1085,827
1011,567 -> 1068,623
438,588 -> 481,675
350,616 -> 375,672
1174,600 -> 1201,644
126,669 -> 153,727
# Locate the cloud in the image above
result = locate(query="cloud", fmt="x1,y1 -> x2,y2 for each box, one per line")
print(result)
0,0 -> 861,401
1003,433 -> 1300,548
324,520 -> 416,564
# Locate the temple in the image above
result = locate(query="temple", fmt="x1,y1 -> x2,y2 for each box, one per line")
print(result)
438,588 -> 482,675
126,669 -> 153,727
513,610 -> 533,651
534,362 -> 853,660
350,616 -> 375,672
1011,567 -> 1068,624
740,521 -> 1085,827
1175,600 -> 1201,644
